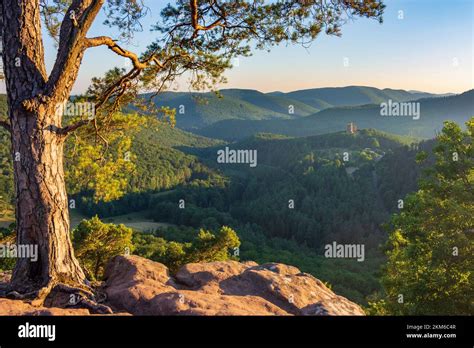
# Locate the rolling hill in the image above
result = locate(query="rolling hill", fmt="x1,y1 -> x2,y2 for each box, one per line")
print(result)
136,122 -> 223,149
142,90 -> 300,130
196,90 -> 474,140
195,129 -> 417,171
275,86 -> 447,109
143,86 -> 447,130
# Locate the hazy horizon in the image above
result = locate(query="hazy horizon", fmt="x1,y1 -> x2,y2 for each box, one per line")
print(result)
136,84 -> 469,96
1,84 -> 470,98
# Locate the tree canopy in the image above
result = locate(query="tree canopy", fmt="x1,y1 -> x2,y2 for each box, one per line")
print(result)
370,118 -> 474,315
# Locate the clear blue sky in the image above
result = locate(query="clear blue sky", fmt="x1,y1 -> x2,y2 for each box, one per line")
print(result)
1,0 -> 473,94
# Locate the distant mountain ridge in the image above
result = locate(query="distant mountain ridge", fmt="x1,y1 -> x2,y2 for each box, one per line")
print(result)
269,86 -> 443,109
143,86 -> 449,130
196,90 -> 474,140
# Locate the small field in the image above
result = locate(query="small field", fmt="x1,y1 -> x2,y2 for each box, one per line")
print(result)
0,216 -> 14,228
2,209 -> 173,233
70,209 -> 174,233
0,207 -> 14,228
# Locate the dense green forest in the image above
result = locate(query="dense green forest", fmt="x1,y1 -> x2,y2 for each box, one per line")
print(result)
64,128 -> 438,304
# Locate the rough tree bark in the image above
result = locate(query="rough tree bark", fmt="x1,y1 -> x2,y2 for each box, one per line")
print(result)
9,103 -> 86,294
0,0 -> 103,297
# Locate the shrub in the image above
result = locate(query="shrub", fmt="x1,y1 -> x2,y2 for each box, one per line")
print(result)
72,216 -> 133,280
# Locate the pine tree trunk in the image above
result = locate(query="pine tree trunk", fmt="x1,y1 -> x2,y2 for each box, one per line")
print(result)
1,0 -> 86,294
9,105 -> 86,293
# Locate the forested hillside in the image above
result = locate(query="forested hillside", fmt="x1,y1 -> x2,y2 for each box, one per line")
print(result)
143,86 -> 449,130
141,89 -> 301,130
68,128 -> 436,303
73,124 -> 227,217
273,86 -> 446,109
197,90 -> 474,140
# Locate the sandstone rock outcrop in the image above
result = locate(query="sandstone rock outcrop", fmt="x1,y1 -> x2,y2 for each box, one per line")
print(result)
103,255 -> 365,316
0,298 -> 91,315
0,256 -> 365,316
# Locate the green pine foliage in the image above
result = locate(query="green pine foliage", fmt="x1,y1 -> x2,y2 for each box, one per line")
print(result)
132,225 -> 240,273
370,118 -> 474,315
72,216 -> 134,280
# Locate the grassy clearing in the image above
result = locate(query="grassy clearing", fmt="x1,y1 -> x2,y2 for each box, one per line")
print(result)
0,207 -> 14,228
2,209 -> 173,233
71,209 -> 175,233
0,216 -> 14,228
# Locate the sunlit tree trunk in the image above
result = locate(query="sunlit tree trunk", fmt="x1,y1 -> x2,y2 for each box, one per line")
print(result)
10,105 -> 86,292
1,0 -> 86,293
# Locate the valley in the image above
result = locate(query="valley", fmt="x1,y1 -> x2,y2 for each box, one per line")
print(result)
0,86 -> 471,307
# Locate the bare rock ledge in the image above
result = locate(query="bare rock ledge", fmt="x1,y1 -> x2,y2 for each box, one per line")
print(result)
103,255 -> 365,316
0,256 -> 364,316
